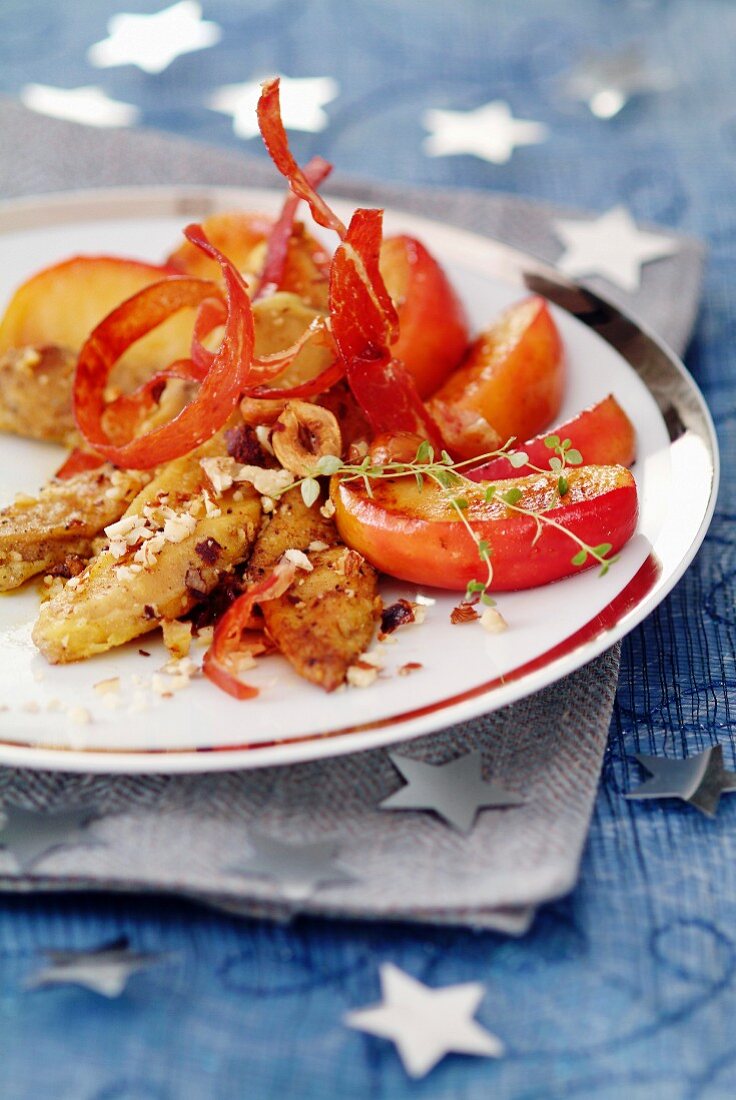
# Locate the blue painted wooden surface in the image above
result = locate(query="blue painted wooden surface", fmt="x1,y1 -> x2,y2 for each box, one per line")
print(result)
1,2 -> 736,1095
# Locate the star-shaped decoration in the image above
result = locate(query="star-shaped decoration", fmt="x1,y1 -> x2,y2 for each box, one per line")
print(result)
626,745 -> 736,817
19,84 -> 139,129
345,963 -> 504,1079
0,803 -> 98,871
379,750 -> 524,834
209,75 -> 339,140
562,46 -> 675,119
553,205 -> 679,292
422,100 -> 548,164
227,834 -> 354,900
26,937 -> 169,998
87,1 -> 221,75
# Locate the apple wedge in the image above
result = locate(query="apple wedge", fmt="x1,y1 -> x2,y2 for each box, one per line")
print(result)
427,296 -> 565,460
379,235 -> 469,398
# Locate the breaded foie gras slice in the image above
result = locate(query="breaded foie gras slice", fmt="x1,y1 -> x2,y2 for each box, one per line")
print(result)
248,487 -> 381,692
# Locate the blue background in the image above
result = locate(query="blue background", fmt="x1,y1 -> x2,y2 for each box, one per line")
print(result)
2,1 -> 736,1096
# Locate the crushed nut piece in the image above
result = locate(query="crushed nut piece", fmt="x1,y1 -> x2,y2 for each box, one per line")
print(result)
320,498 -> 336,519
283,548 -> 313,572
480,606 -> 508,634
94,677 -> 120,696
162,619 -> 193,659
451,602 -> 480,624
346,660 -> 380,688
380,598 -> 416,636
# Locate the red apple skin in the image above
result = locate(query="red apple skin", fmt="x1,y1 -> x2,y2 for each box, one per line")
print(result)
332,464 -> 638,592
0,255 -> 174,355
467,395 -> 637,482
379,235 -> 470,399
427,296 -> 565,460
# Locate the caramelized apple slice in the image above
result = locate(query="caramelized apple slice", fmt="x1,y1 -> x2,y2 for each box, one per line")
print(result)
428,296 -> 565,460
379,235 -> 469,398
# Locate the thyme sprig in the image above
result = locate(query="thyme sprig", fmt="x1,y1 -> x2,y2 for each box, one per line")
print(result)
276,436 -> 618,605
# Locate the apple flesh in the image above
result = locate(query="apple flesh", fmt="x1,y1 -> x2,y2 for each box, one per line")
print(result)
0,255 -> 174,357
167,212 -> 331,310
379,235 -> 469,399
427,296 -> 565,460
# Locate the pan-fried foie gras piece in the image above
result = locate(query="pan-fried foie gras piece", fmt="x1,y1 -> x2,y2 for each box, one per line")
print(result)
0,464 -> 149,591
32,440 -> 262,663
248,487 -> 381,692
0,345 -> 79,445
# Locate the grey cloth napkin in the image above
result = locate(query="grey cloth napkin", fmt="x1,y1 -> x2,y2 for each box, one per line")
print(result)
0,101 -> 704,932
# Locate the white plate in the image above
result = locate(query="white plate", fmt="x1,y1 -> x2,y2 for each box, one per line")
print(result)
0,187 -> 718,773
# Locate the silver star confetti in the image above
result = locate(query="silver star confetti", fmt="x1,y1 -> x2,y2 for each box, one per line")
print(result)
26,937 -> 169,998
87,1 -> 221,75
626,745 -> 736,817
563,46 -> 675,119
380,750 -> 524,834
345,963 -> 504,1079
553,205 -> 679,292
227,834 -> 354,900
19,84 -> 139,128
209,75 -> 338,140
422,100 -> 548,164
0,803 -> 98,871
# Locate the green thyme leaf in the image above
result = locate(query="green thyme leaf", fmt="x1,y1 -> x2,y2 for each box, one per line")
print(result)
502,487 -> 523,506
544,434 -> 560,449
415,440 -> 433,464
557,475 -> 569,496
315,454 -> 344,476
454,497 -> 469,510
593,542 -> 613,557
571,548 -> 588,567
549,456 -> 563,473
301,478 -> 320,507
484,485 -> 497,503
565,448 -> 583,466
508,451 -> 529,468
480,592 -> 495,606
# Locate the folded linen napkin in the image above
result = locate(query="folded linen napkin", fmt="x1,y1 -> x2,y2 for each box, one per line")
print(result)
0,100 -> 704,931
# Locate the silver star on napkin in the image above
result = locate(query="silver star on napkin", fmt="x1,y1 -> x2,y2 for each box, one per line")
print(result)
562,46 -> 675,119
626,745 -> 736,817
87,1 -> 221,75
26,937 -> 168,998
553,205 -> 679,293
209,74 -> 338,140
0,803 -> 98,871
345,963 -> 504,1079
422,100 -> 548,164
228,834 -> 354,900
380,750 -> 525,834
19,84 -> 139,128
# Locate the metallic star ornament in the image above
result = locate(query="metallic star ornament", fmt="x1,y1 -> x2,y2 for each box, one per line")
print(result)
0,803 -> 98,871
87,1 -> 221,75
26,937 -> 168,998
423,100 -> 548,164
380,750 -> 525,834
209,75 -> 339,140
19,84 -> 139,128
553,205 -> 679,293
228,834 -> 354,900
626,745 -> 736,817
563,46 -> 675,119
345,963 -> 504,1079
